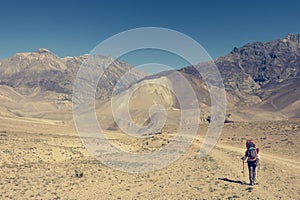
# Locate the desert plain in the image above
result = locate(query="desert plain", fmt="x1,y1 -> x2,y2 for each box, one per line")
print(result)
0,110 -> 299,199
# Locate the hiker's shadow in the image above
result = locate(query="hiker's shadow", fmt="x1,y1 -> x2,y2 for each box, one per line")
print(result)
218,178 -> 247,185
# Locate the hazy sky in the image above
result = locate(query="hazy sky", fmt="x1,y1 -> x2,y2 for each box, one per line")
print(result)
1,0 -> 299,71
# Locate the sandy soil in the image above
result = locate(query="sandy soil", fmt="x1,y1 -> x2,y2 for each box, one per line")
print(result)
0,115 -> 299,200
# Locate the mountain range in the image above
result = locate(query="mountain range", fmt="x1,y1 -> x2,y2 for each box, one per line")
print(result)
181,33 -> 300,118
0,34 -> 299,121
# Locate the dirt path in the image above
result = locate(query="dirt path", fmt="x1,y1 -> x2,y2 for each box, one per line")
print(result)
208,141 -> 300,199
217,143 -> 300,169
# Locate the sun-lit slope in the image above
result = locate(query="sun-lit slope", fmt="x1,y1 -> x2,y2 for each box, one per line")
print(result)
127,77 -> 180,127
96,76 -> 179,131
0,84 -> 72,121
0,106 -> 15,117
0,85 -> 24,102
281,100 -> 300,118
258,78 -> 300,118
3,99 -> 72,121
0,85 -> 23,117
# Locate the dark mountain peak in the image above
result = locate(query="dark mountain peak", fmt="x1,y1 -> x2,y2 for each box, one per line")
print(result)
229,33 -> 300,57
285,33 -> 300,42
190,33 -> 300,108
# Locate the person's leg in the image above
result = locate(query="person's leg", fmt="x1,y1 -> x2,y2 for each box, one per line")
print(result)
247,162 -> 252,185
253,161 -> 257,183
248,161 -> 255,185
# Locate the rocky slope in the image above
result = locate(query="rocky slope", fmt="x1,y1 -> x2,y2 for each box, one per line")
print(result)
0,48 -> 146,99
219,34 -> 299,97
179,33 -> 300,118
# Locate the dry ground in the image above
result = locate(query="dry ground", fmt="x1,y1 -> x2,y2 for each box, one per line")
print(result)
0,115 -> 299,200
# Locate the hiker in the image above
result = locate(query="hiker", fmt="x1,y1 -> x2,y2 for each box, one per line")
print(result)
241,139 -> 260,186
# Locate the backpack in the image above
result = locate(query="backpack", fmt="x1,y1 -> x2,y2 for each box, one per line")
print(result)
246,140 -> 258,161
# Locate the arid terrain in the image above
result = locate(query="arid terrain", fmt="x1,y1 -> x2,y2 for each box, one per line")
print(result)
0,112 -> 299,199
1,34 -> 300,199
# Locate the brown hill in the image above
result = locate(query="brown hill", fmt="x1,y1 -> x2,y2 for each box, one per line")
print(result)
258,77 -> 300,118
